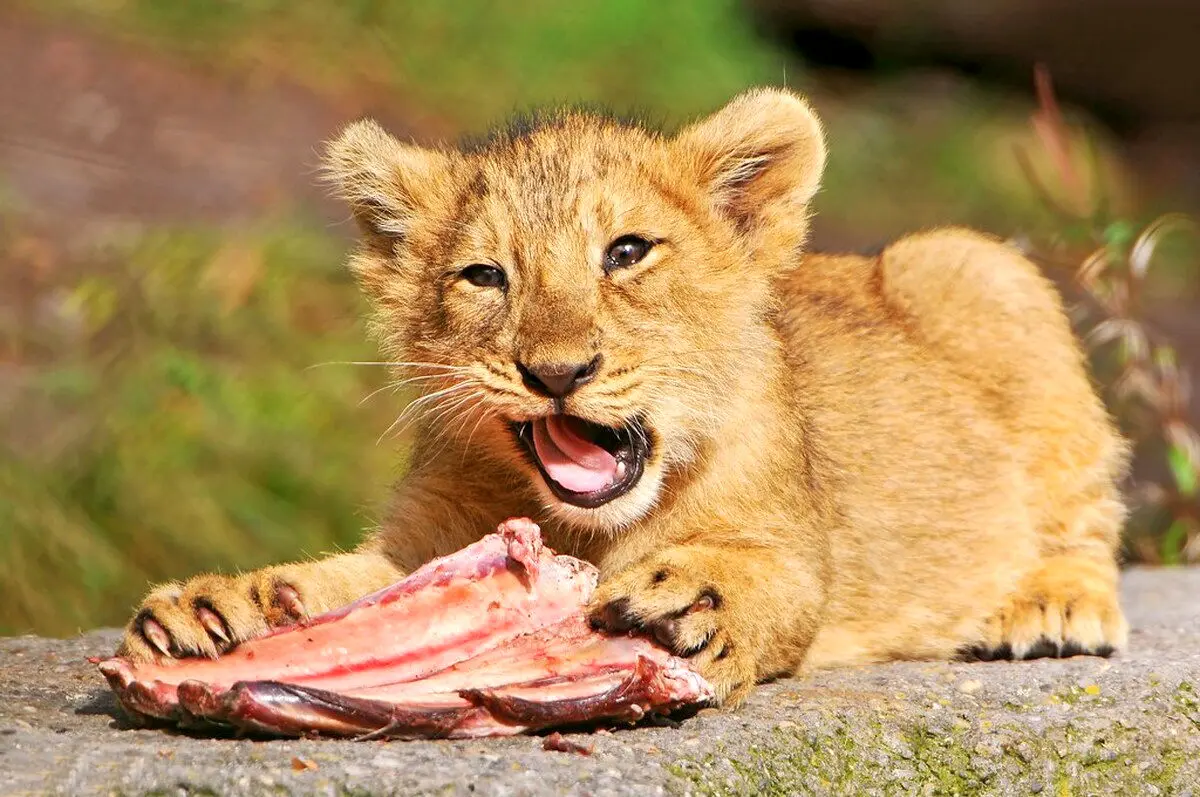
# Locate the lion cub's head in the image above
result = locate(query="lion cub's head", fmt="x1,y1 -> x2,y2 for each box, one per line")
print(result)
325,88 -> 825,531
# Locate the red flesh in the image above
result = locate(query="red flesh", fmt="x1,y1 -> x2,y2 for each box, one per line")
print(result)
542,731 -> 595,755
97,518 -> 713,738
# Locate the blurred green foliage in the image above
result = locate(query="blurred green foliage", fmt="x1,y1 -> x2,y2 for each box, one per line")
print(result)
36,0 -> 1125,236
40,0 -> 786,129
1,219 -> 405,635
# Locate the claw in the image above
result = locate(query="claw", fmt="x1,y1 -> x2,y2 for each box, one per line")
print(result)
593,598 -> 634,633
652,619 -> 678,650
197,607 -> 229,643
142,618 -> 172,657
276,584 -> 306,620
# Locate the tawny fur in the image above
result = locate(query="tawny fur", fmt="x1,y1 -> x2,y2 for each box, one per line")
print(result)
119,89 -> 1129,706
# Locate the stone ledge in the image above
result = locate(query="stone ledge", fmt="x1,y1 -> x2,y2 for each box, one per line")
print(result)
1,568 -> 1196,796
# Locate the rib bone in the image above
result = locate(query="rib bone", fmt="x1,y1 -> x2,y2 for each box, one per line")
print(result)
97,518 -> 713,738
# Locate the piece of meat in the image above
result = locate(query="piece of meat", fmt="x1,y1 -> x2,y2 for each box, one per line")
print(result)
99,518 -> 591,720
97,518 -> 713,738
542,732 -> 594,755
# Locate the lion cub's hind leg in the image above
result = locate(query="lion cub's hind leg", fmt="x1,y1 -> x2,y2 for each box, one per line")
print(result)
966,554 -> 1128,661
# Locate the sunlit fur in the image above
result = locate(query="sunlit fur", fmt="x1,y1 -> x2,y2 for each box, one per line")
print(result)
119,89 -> 1129,707
320,100 -> 809,533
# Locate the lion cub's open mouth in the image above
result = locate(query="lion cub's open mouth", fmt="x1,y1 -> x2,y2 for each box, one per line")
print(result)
512,416 -> 650,508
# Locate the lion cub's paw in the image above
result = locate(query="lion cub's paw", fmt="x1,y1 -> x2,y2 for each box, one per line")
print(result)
589,550 -> 756,706
119,566 -> 326,662
966,555 -> 1129,662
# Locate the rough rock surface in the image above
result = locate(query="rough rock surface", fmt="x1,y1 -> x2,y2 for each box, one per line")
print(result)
1,568 -> 1197,796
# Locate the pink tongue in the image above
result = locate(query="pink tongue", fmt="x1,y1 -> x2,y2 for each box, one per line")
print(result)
532,417 -> 618,494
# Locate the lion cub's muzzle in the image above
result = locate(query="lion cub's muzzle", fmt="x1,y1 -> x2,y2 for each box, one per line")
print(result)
516,356 -> 603,401
511,416 -> 651,508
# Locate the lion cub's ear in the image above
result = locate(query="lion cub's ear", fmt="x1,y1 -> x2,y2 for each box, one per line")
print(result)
674,88 -> 826,257
323,120 -> 453,246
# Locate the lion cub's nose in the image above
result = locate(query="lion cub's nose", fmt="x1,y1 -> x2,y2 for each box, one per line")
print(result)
517,356 -> 602,399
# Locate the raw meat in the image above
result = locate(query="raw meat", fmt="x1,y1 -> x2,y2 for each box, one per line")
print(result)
542,731 -> 595,755
97,518 -> 713,739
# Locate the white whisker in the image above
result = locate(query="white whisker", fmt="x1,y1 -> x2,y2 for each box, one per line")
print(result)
420,392 -> 486,462
307,360 -> 470,372
376,381 -> 475,445
358,372 -> 468,407
460,405 -> 498,465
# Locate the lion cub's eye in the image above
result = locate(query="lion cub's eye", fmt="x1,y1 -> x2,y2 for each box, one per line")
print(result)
460,264 -> 508,290
605,235 -> 653,271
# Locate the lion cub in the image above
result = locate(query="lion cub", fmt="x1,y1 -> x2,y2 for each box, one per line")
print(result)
119,88 -> 1128,705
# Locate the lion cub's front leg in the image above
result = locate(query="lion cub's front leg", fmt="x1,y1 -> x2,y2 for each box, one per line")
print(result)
590,540 -> 826,706
118,551 -> 404,661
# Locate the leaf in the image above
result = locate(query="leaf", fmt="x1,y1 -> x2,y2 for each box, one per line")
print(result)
1076,247 -> 1113,291
1167,443 -> 1198,498
1102,220 -> 1136,250
1161,519 -> 1190,566
1129,214 -> 1198,281
1084,318 -> 1129,350
1153,346 -> 1179,373
1112,366 -> 1160,405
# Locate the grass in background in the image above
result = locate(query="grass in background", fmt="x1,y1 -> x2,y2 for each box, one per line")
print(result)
1,217 -> 404,636
31,0 -> 1127,237
33,0 -> 787,131
28,0 -> 1142,240
816,81 -> 1136,242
